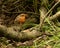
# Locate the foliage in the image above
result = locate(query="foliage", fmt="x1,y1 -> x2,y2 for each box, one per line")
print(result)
0,0 -> 60,48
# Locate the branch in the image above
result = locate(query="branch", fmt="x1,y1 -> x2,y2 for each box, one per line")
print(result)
2,9 -> 39,16
39,1 -> 60,30
0,25 -> 41,41
49,11 -> 60,21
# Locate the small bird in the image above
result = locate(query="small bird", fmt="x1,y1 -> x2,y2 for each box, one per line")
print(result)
15,13 -> 28,24
14,13 -> 28,31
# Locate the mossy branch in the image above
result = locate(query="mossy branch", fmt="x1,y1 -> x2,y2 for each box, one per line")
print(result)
0,25 -> 41,41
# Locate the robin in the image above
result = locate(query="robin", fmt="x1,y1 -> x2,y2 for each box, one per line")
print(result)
15,13 -> 28,24
14,13 -> 28,31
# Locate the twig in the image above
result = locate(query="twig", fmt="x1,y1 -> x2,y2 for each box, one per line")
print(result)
33,36 -> 43,42
2,9 -> 40,16
49,11 -> 60,20
39,1 -> 60,30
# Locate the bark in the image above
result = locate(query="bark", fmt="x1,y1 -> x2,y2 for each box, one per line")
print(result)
49,11 -> 60,21
0,25 -> 41,41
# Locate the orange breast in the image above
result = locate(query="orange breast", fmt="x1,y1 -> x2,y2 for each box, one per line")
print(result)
15,13 -> 28,24
19,16 -> 25,23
